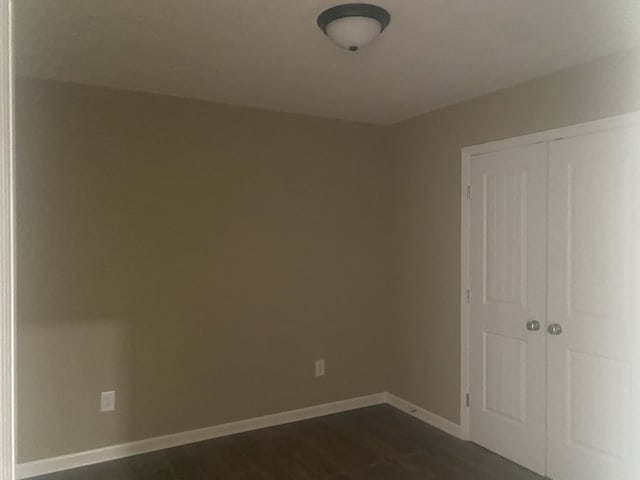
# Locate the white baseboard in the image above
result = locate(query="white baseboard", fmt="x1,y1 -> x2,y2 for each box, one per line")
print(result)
17,392 -> 386,479
385,392 -> 463,439
17,392 -> 464,478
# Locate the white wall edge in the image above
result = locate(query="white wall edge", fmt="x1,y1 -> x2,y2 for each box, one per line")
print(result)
385,393 -> 463,439
0,0 -> 15,479
17,392 -> 386,479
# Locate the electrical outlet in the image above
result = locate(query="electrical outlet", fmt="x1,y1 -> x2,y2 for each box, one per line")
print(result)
315,359 -> 325,377
100,390 -> 116,412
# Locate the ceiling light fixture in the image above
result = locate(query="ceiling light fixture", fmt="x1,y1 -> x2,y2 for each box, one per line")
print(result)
317,3 -> 391,52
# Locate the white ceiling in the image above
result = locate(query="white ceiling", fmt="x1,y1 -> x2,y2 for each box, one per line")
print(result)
14,0 -> 640,124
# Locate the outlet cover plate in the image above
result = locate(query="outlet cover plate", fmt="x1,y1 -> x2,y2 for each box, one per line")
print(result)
100,391 -> 116,412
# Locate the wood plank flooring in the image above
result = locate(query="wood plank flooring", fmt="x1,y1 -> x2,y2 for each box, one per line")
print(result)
31,404 -> 546,480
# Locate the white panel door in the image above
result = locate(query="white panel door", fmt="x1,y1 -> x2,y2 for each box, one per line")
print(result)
469,143 -> 548,475
547,127 -> 640,480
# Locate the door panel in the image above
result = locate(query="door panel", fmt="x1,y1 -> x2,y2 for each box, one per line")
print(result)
547,127 -> 640,480
469,143 -> 547,475
483,332 -> 526,422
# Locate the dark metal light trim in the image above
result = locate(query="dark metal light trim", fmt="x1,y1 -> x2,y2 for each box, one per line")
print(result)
317,3 -> 391,35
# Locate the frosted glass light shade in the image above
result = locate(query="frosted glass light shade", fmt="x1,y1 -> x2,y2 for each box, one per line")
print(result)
325,16 -> 382,51
317,4 -> 391,52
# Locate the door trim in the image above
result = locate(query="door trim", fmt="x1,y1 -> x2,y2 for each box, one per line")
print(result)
0,0 -> 15,479
459,110 -> 640,443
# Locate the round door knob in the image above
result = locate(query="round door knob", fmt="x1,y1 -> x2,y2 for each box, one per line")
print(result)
547,323 -> 563,335
526,320 -> 540,332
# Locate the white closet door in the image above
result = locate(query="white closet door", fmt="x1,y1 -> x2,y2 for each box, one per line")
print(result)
469,143 -> 547,475
547,127 -> 640,480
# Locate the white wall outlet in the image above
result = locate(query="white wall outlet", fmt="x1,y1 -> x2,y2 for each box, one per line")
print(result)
315,359 -> 325,377
100,390 -> 116,412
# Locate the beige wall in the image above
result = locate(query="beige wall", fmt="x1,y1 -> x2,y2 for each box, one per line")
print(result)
388,48 -> 640,423
16,47 -> 640,463
15,78 -> 391,462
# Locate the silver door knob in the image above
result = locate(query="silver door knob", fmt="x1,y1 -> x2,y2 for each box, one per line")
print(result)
547,323 -> 563,335
526,320 -> 540,332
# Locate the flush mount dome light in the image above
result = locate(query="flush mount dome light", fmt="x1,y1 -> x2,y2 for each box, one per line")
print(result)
317,3 -> 391,52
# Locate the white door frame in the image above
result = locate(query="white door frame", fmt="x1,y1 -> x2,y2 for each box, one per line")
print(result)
459,111 -> 640,442
0,0 -> 15,479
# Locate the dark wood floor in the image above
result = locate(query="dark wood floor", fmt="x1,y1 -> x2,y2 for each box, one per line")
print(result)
32,405 -> 546,480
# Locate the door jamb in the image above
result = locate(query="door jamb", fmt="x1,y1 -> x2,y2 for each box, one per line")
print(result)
0,0 -> 15,478
459,110 -> 640,442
